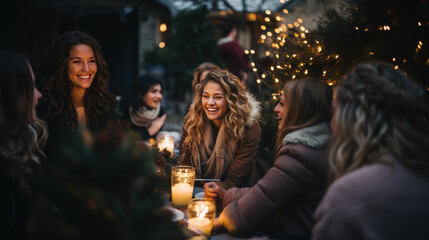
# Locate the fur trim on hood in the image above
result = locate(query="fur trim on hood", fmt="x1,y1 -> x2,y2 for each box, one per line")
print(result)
282,123 -> 331,149
246,92 -> 261,126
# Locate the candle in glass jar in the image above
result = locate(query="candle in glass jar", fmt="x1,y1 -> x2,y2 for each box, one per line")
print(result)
188,217 -> 212,235
157,135 -> 174,156
187,198 -> 215,236
171,182 -> 193,206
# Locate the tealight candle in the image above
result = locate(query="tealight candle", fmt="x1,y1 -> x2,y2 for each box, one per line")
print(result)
187,198 -> 216,236
171,165 -> 195,207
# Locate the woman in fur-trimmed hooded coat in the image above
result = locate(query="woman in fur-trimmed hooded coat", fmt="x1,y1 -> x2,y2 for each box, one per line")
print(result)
205,78 -> 333,237
182,69 -> 261,190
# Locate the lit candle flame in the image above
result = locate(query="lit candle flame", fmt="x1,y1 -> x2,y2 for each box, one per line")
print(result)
197,204 -> 209,220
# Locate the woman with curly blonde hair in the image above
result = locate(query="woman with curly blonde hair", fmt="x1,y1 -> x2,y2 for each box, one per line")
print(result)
0,50 -> 47,238
313,62 -> 429,240
182,69 -> 261,189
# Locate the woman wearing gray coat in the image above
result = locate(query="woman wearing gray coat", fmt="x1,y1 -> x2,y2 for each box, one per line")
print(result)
205,78 -> 332,236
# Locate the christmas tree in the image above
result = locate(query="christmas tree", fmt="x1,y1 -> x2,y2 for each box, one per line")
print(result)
253,0 -> 429,162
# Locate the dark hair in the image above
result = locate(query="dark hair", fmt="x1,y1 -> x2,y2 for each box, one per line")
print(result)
0,49 -> 33,138
330,62 -> 429,179
219,21 -> 235,37
276,78 -> 333,148
0,49 -> 47,196
37,31 -> 116,131
129,75 -> 163,113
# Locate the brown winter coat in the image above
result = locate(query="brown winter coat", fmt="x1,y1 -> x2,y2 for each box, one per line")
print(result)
219,123 -> 331,236
216,121 -> 261,189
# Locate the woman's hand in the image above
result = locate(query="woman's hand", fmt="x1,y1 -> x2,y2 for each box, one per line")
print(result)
204,182 -> 226,200
148,114 -> 167,136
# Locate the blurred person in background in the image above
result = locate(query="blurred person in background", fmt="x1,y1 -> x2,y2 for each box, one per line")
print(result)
0,50 -> 47,239
313,62 -> 429,240
119,75 -> 166,142
217,22 -> 251,85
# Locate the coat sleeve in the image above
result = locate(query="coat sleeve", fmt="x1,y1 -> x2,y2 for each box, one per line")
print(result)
219,151 -> 309,234
217,122 -> 261,189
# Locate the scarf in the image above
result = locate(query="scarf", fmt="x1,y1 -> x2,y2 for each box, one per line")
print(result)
192,121 -> 235,179
129,104 -> 160,127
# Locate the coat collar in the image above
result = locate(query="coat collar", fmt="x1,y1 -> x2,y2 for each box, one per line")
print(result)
246,92 -> 261,126
282,123 -> 331,149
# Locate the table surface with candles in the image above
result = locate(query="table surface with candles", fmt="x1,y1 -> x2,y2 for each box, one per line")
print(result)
164,161 -> 269,239
163,182 -> 274,239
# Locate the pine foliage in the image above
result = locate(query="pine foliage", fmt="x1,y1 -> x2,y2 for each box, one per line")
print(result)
29,125 -> 186,240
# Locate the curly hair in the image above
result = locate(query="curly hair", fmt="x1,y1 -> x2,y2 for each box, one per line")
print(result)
330,62 -> 429,181
275,78 -> 332,148
191,62 -> 220,92
37,31 -> 117,131
0,50 -> 47,196
182,69 -> 252,162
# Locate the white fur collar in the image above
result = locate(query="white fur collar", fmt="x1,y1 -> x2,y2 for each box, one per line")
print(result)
246,92 -> 261,126
282,123 -> 331,149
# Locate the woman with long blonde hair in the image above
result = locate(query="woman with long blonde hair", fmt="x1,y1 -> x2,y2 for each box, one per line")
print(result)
182,69 -> 261,189
0,50 -> 47,238
313,62 -> 429,239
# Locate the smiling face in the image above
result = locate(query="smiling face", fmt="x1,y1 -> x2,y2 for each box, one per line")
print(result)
274,93 -> 286,129
68,44 -> 97,91
143,84 -> 163,109
202,80 -> 229,127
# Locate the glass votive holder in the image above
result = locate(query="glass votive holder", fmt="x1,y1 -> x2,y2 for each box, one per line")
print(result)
187,198 -> 216,236
171,165 -> 195,207
157,134 -> 174,157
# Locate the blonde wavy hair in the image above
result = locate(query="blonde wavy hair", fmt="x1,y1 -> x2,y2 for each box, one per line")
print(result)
330,62 -> 429,181
182,69 -> 252,163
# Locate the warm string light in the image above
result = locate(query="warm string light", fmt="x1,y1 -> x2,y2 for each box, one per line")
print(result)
256,8 -> 340,90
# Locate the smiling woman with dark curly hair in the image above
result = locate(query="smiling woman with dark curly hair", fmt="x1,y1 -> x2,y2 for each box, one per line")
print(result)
37,31 -> 118,158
